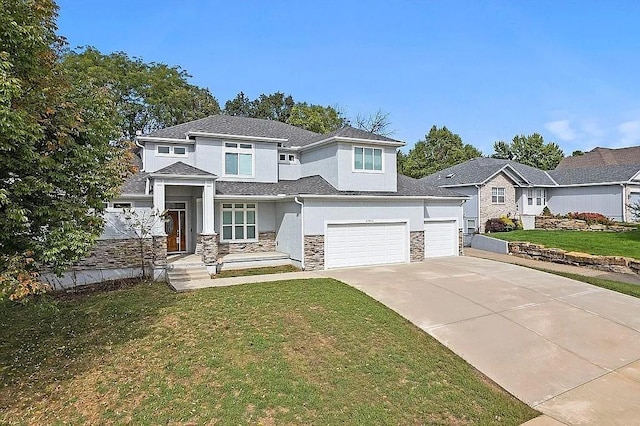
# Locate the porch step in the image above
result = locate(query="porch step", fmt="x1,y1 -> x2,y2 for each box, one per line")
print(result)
167,265 -> 211,287
218,251 -> 292,271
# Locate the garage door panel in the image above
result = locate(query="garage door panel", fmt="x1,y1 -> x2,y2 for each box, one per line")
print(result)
425,221 -> 457,258
325,222 -> 408,269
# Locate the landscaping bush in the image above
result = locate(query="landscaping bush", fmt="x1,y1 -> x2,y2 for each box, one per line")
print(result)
485,216 -> 520,232
566,212 -> 613,225
541,206 -> 552,217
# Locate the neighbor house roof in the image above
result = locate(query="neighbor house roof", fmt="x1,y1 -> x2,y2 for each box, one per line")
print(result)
557,146 -> 640,169
548,164 -> 640,185
420,157 -> 556,187
143,115 -> 402,148
215,174 -> 465,198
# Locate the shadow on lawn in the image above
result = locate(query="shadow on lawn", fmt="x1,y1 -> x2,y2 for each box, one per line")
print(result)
0,281 -> 177,409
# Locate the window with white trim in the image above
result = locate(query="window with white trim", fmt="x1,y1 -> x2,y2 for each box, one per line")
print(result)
527,188 -> 545,206
224,142 -> 253,176
221,203 -> 257,241
466,219 -> 476,235
354,147 -> 383,171
491,187 -> 505,204
156,145 -> 187,157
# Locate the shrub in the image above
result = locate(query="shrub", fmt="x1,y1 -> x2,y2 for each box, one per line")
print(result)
541,206 -> 552,217
566,212 -> 613,225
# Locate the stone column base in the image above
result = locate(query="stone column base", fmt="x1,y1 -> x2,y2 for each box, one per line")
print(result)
200,233 -> 219,265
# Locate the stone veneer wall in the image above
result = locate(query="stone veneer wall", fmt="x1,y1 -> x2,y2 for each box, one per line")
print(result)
459,229 -> 464,256
218,232 -> 276,256
73,238 -> 153,270
410,231 -> 424,262
152,235 -> 167,268
200,233 -> 218,265
508,241 -> 640,275
304,235 -> 324,271
535,217 -> 632,232
479,173 -> 518,233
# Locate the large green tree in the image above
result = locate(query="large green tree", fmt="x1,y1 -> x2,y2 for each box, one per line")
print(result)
62,47 -> 221,139
287,103 -> 347,133
0,0 -> 130,300
400,126 -> 482,178
492,133 -> 564,170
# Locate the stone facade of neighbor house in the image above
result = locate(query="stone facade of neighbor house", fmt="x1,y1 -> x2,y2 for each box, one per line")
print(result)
479,173 -> 518,232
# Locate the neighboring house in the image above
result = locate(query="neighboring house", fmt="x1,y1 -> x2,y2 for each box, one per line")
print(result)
421,157 -> 640,235
558,146 -> 640,169
57,115 -> 467,285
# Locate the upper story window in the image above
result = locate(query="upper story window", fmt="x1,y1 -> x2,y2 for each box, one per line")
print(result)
221,203 -> 257,242
491,187 -> 506,204
527,189 -> 546,206
156,145 -> 187,157
224,142 -> 253,176
354,147 -> 383,172
278,153 -> 297,164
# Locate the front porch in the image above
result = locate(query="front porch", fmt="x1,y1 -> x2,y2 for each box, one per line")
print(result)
167,251 -> 293,272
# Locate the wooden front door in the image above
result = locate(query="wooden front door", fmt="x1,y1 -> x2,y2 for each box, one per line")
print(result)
166,210 -> 186,252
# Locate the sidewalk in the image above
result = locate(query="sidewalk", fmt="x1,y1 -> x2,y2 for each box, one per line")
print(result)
465,247 -> 640,286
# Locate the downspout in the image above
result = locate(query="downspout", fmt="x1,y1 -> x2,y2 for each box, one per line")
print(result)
135,138 -> 145,172
475,184 -> 481,233
621,183 -> 627,222
294,196 -> 305,270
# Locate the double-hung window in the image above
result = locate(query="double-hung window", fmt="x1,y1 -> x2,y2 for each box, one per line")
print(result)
224,142 -> 253,176
156,145 -> 187,157
354,147 -> 383,171
491,187 -> 505,204
527,188 -> 546,206
221,203 -> 256,241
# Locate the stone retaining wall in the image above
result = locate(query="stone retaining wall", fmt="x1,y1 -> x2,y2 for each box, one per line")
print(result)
535,217 -> 631,232
508,241 -> 640,275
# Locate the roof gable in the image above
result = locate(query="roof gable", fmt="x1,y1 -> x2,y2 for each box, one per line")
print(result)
153,161 -> 216,177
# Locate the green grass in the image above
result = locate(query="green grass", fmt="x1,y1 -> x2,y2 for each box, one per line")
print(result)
0,280 -> 538,425
491,230 -> 640,259
215,264 -> 299,278
535,269 -> 640,299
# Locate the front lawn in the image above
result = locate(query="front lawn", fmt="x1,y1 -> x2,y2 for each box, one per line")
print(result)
491,230 -> 640,259
0,280 -> 537,424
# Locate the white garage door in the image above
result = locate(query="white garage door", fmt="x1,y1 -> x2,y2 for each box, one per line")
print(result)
325,222 -> 408,269
424,220 -> 458,258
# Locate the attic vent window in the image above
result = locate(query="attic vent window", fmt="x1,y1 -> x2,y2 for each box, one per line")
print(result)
446,173 -> 455,178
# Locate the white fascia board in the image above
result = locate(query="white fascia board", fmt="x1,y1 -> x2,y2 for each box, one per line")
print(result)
214,195 -> 293,201
186,131 -> 287,143
299,194 -> 469,201
438,183 -> 483,188
553,181 -> 630,188
137,136 -> 195,144
117,193 -> 153,199
299,136 -> 404,151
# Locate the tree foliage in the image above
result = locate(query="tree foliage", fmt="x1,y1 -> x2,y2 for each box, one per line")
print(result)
62,46 -> 221,139
0,0 -> 130,301
287,103 -> 347,133
491,133 -> 564,170
399,126 -> 482,178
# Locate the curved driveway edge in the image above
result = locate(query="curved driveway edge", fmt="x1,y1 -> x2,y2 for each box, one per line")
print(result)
317,257 -> 640,425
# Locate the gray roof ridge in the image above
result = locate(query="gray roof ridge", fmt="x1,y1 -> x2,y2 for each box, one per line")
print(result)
153,161 -> 216,176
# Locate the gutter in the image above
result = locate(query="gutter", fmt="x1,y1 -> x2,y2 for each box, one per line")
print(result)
621,183 -> 627,222
135,138 -> 145,172
294,197 -> 305,270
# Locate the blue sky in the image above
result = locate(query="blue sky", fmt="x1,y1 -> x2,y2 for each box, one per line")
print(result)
56,0 -> 640,154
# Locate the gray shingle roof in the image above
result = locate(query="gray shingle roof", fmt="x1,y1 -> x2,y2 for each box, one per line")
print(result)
548,164 -> 640,185
216,174 -> 465,198
144,115 -> 401,147
120,171 -> 148,194
146,115 -> 319,147
304,126 -> 403,145
420,157 -> 556,186
153,161 -> 216,177
557,146 -> 640,169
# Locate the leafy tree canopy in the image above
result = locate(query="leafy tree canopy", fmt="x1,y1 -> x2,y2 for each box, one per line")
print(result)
399,126 -> 482,178
287,103 -> 347,133
491,133 -> 564,170
62,46 -> 221,140
1,0 -> 131,300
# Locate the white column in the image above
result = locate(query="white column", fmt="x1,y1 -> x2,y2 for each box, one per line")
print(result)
202,180 -> 215,234
152,179 -> 166,236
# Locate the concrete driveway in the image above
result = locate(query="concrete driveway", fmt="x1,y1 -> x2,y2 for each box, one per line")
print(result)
318,256 -> 640,425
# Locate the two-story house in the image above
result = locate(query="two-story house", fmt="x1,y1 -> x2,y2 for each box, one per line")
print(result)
55,115 -> 468,286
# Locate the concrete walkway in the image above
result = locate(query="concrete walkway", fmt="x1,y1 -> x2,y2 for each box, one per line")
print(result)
320,258 -> 640,425
466,247 -> 640,286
